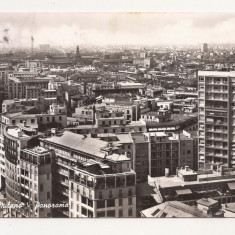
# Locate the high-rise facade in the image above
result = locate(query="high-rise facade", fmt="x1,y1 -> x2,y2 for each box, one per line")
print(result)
201,43 -> 208,53
198,71 -> 235,170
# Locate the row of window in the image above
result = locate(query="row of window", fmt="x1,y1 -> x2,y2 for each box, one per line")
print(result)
98,188 -> 133,199
96,208 -> 133,218
97,197 -> 133,209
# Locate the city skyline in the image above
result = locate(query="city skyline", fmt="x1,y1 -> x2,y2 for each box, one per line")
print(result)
2,13 -> 235,48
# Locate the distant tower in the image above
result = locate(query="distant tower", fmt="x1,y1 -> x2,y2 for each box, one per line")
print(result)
201,43 -> 208,53
31,36 -> 34,54
75,45 -> 81,63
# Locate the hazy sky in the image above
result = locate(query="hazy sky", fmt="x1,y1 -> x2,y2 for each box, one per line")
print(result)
1,12 -> 235,48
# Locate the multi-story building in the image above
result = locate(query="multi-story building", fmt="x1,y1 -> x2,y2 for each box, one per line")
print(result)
40,131 -> 136,218
141,110 -> 171,123
18,147 -> 54,218
66,106 -> 146,135
3,126 -> 54,218
131,132 -> 195,183
201,43 -> 208,53
148,165 -> 235,207
0,64 -> 9,109
7,75 -> 51,100
145,113 -> 198,133
2,97 -> 58,114
198,71 -> 235,170
0,122 -> 5,189
92,82 -> 146,97
25,60 -> 43,71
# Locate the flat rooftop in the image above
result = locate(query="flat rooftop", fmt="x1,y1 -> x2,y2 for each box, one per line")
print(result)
146,113 -> 197,128
198,71 -> 235,77
141,201 -> 209,218
23,146 -> 51,155
150,171 -> 235,189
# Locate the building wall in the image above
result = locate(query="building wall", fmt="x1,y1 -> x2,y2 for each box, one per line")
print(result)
133,142 -> 149,183
198,72 -> 232,169
37,114 -> 67,129
69,175 -> 136,218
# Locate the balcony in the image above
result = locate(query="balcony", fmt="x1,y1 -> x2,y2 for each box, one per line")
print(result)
205,145 -> 228,150
58,169 -> 69,177
60,180 -> 69,187
205,97 -> 228,101
61,189 -> 69,197
206,106 -> 227,110
205,129 -> 227,134
206,90 -> 228,93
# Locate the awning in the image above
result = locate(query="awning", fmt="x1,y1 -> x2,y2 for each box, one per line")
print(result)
175,189 -> 193,196
227,182 -> 235,190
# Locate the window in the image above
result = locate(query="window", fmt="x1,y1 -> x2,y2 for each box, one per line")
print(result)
97,211 -> 105,218
119,189 -> 122,197
71,191 -> 73,198
88,199 -> 93,208
119,209 -> 123,217
109,190 -> 113,198
81,207 -> 87,216
40,184 -> 43,192
88,210 -> 93,218
128,189 -> 132,196
187,150 -> 191,154
47,117 -> 50,122
119,198 -> 123,206
98,191 -> 102,199
47,173 -> 50,180
107,210 -> 115,217
47,192 -> 50,200
47,213 -> 51,217
128,208 -> 133,217
31,119 -> 35,123
59,116 -> 62,121
97,200 -> 105,209
82,196 -> 87,205
107,199 -> 115,207
77,204 -> 79,212
71,202 -> 74,209
128,197 -> 132,205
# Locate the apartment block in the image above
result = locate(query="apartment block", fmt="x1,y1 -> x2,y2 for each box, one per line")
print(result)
198,71 -> 235,170
40,131 -> 136,218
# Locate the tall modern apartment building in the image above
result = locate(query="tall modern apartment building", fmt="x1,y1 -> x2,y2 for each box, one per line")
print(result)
198,71 -> 235,170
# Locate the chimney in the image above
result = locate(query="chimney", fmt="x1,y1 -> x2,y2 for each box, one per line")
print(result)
185,166 -> 190,171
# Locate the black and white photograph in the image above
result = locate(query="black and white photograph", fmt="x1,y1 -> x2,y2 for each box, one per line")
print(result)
1,2 -> 235,229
